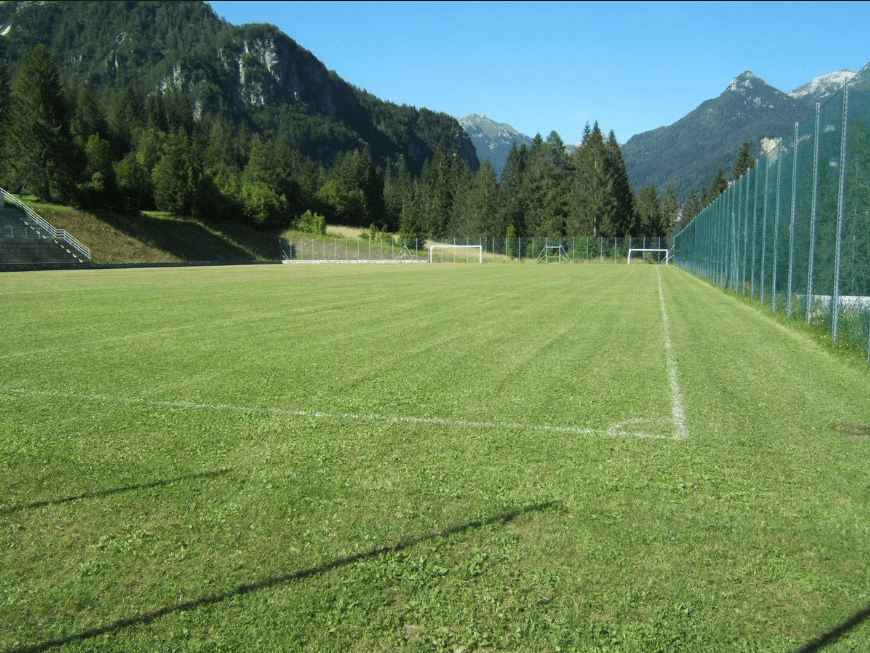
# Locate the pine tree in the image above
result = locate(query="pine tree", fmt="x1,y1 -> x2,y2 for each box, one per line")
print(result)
152,130 -> 202,218
242,135 -> 272,187
682,188 -> 704,230
203,113 -> 236,172
662,184 -> 681,236
637,184 -> 665,236
70,83 -> 107,148
447,163 -> 476,237
384,156 -> 413,234
108,85 -> 145,155
397,168 -> 427,247
163,87 -> 194,137
114,151 -> 150,214
569,122 -> 615,237
322,149 -> 385,228
499,143 -> 528,235
450,159 -> 499,238
605,130 -> 634,235
144,91 -> 168,133
733,139 -> 755,181
8,44 -> 75,201
523,133 -> 566,236
709,165 -> 730,203
419,143 -> 457,237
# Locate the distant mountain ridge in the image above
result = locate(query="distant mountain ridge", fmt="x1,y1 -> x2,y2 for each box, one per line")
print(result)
461,68 -> 858,202
457,114 -> 535,179
458,114 -> 581,179
620,70 -> 851,202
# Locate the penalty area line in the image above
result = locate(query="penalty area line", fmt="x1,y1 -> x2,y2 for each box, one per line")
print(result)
657,267 -> 689,440
2,388 -> 684,441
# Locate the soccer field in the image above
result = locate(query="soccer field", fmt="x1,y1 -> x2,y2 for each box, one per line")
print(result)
2,264 -> 869,651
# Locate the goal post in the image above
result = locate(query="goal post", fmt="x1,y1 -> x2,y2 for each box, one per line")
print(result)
627,248 -> 671,265
429,244 -> 483,263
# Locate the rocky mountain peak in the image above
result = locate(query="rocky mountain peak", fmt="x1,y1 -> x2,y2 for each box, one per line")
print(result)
457,114 -> 534,179
729,70 -> 759,93
788,69 -> 857,108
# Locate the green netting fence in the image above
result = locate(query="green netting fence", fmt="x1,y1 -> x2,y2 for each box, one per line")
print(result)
674,62 -> 870,364
281,235 -> 671,264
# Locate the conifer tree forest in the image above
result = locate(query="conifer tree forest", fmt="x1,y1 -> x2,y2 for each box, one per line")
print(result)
0,20 -> 746,242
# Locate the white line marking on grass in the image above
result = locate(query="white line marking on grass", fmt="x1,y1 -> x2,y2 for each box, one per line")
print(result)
2,388 -> 684,441
657,267 -> 689,440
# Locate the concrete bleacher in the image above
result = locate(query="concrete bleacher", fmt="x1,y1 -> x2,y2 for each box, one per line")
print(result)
0,206 -> 85,268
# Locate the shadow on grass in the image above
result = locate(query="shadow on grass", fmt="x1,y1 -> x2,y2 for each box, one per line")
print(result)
794,603 -> 870,652
7,501 -> 562,653
0,468 -> 232,516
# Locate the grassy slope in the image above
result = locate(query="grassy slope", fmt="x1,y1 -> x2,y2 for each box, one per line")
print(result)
13,199 -> 514,265
20,199 -> 419,265
22,201 -> 285,263
1,265 -> 869,651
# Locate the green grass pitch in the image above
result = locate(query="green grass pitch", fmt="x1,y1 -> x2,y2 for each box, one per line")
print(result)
2,264 -> 869,651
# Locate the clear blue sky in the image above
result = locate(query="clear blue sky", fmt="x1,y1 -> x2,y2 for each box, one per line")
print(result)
207,1 -> 869,144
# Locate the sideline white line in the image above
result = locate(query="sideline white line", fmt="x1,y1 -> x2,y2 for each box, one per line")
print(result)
2,388 -> 684,441
657,267 -> 689,440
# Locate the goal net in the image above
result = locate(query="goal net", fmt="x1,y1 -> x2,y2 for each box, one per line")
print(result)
627,248 -> 671,264
429,244 -> 483,263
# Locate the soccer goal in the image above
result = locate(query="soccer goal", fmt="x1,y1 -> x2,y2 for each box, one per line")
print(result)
627,248 -> 671,264
536,243 -> 573,263
429,244 -> 483,263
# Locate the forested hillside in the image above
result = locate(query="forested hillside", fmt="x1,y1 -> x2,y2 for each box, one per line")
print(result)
0,0 -> 680,243
622,72 -> 810,203
0,1 -> 477,177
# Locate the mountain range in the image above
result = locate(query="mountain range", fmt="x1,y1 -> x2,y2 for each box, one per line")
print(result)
456,114 -> 535,180
620,69 -> 857,201
461,69 -> 858,201
0,0 -> 860,209
0,0 -> 478,176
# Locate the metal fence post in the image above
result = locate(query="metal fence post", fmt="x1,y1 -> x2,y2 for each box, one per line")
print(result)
807,103 -> 821,325
787,122 -> 799,318
832,80 -> 850,342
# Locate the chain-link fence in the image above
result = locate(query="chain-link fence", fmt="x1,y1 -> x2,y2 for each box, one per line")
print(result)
674,62 -> 870,364
282,235 -> 672,264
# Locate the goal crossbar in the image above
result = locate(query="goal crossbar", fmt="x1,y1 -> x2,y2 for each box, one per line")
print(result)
429,244 -> 483,263
627,248 -> 671,264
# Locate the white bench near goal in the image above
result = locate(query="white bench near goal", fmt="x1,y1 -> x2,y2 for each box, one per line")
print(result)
627,248 -> 671,264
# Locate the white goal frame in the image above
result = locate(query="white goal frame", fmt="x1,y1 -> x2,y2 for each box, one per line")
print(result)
536,243 -> 573,264
429,244 -> 483,263
627,248 -> 671,265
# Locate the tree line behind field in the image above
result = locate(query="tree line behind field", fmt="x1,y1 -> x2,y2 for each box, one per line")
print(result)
0,44 -> 743,244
